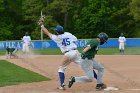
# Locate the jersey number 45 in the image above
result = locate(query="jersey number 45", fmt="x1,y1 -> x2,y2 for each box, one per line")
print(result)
62,38 -> 70,46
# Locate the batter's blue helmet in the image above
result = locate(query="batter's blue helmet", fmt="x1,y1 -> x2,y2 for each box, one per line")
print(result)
54,25 -> 64,34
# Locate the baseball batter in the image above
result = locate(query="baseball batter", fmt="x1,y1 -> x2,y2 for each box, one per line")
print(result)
68,32 -> 108,90
118,33 -> 126,54
22,32 -> 31,54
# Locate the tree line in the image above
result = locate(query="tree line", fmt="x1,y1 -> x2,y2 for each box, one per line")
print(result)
0,0 -> 140,40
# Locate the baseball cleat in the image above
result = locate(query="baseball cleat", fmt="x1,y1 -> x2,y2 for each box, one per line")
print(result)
68,76 -> 75,88
57,85 -> 66,90
96,83 -> 107,90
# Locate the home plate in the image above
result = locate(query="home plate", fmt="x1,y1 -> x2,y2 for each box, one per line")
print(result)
104,87 -> 119,91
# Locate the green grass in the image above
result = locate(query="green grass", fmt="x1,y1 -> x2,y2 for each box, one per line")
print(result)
124,47 -> 140,54
33,47 -> 140,55
97,47 -> 140,55
0,60 -> 50,87
32,48 -> 119,55
1,47 -> 140,55
33,48 -> 62,55
97,48 -> 119,55
0,50 -> 6,55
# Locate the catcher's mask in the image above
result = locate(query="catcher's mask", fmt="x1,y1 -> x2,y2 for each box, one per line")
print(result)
97,32 -> 108,45
54,25 -> 64,34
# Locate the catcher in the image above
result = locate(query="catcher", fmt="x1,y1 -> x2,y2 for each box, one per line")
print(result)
6,47 -> 18,59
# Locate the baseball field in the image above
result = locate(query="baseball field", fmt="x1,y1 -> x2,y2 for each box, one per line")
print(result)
0,48 -> 140,93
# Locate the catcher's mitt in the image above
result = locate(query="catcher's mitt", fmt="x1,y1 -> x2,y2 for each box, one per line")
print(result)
38,15 -> 45,26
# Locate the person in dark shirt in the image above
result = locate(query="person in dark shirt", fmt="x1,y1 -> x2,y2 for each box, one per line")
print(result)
68,32 -> 108,90
6,47 -> 18,59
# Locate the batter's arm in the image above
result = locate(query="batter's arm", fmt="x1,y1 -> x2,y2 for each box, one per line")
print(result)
41,25 -> 52,39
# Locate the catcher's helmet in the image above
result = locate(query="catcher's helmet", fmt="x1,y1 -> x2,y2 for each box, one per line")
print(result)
97,32 -> 108,45
54,25 -> 64,34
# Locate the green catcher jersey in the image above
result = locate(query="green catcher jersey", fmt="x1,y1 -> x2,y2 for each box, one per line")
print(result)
81,39 -> 99,59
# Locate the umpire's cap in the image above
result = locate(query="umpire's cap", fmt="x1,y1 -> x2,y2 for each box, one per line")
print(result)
54,25 -> 64,34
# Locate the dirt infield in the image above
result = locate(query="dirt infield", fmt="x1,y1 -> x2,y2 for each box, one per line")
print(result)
0,55 -> 140,93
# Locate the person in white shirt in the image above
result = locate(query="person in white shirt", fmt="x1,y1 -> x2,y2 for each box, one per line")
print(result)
40,24 -> 81,90
22,32 -> 31,53
38,17 -> 97,90
118,33 -> 126,54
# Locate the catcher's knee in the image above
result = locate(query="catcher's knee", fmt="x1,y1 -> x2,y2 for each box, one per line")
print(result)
58,66 -> 66,73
